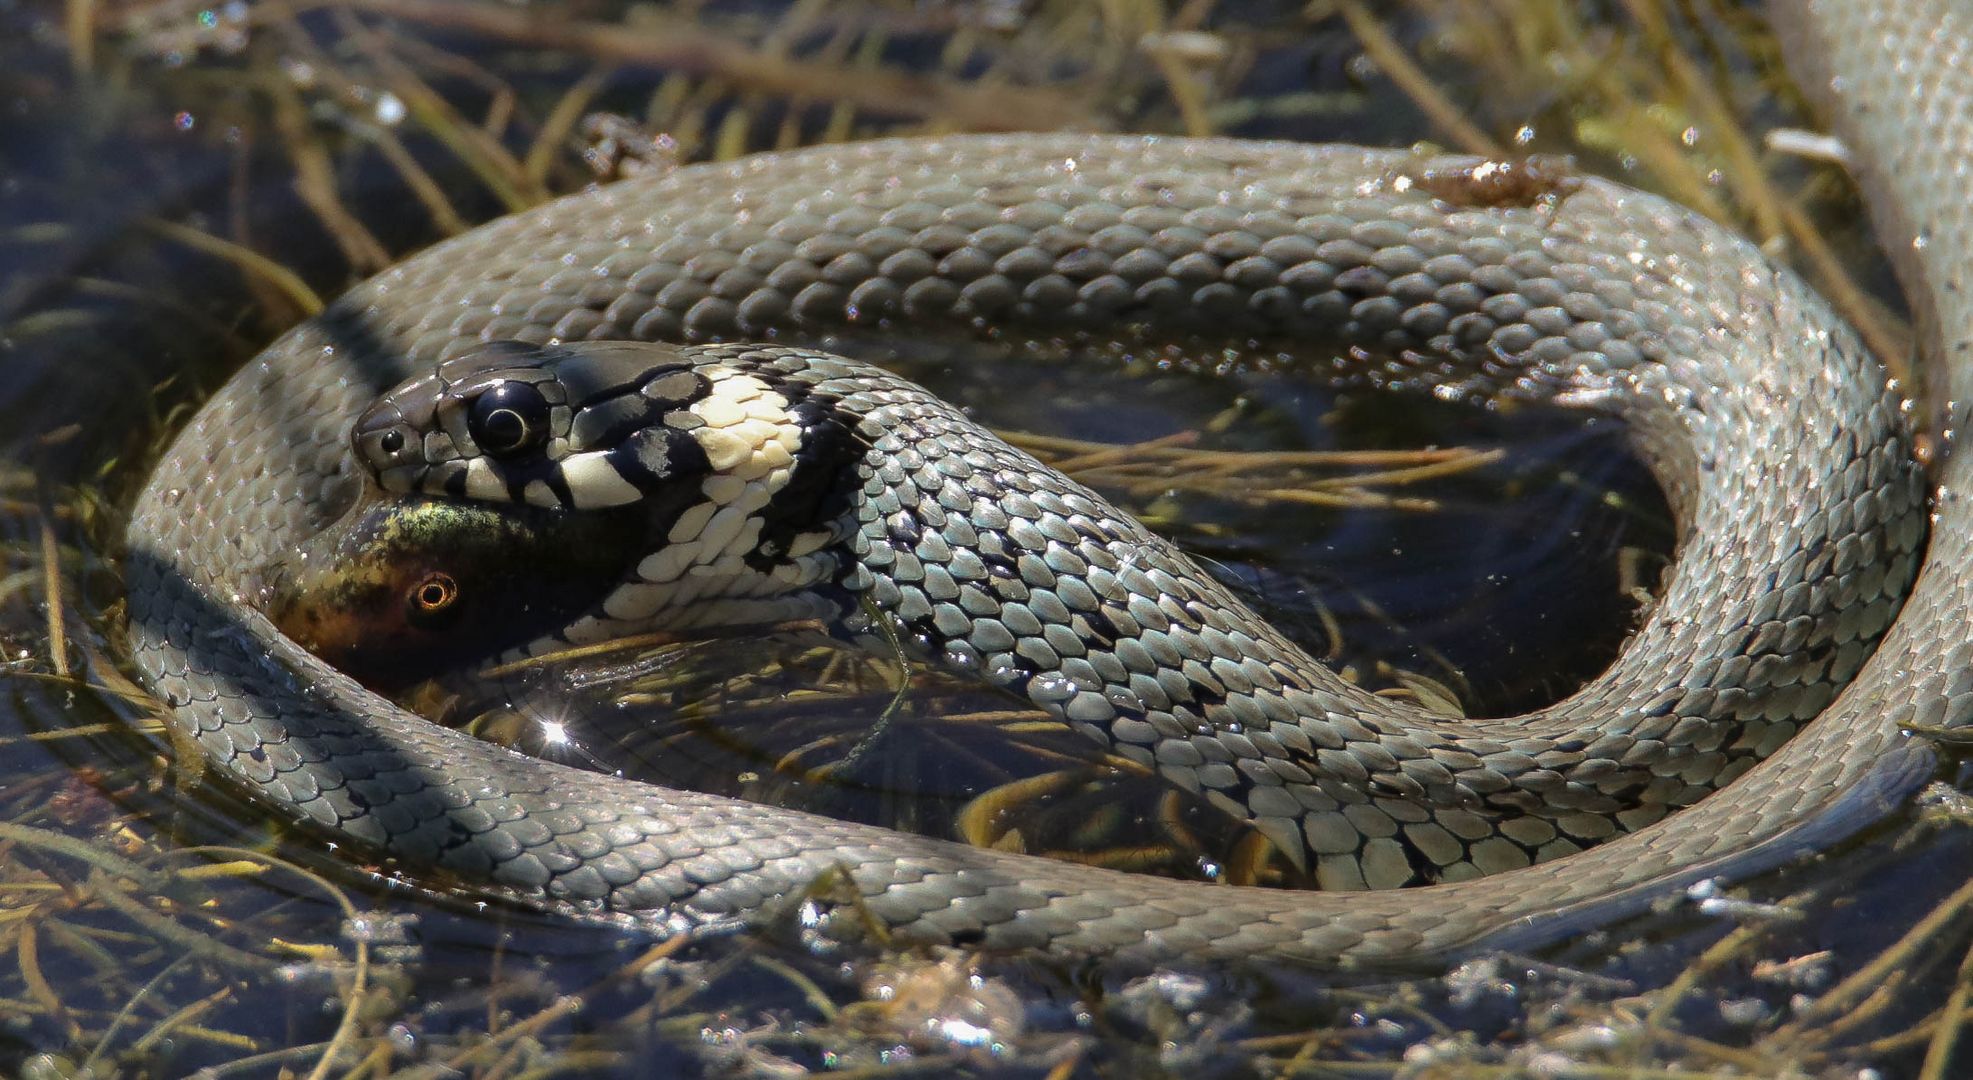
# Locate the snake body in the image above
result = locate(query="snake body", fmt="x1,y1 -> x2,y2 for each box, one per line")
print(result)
123,0 -> 1973,967
333,331 -> 1918,894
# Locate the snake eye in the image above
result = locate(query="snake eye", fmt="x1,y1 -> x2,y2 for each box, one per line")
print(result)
468,381 -> 551,458
404,571 -> 461,628
379,430 -> 405,454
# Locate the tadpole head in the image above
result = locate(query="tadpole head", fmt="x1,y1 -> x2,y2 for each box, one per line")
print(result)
262,491 -> 642,691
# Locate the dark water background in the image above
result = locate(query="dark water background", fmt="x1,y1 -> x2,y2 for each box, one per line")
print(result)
1,0 -> 1969,1076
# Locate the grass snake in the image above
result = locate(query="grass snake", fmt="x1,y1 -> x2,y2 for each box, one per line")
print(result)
122,0 -> 1973,968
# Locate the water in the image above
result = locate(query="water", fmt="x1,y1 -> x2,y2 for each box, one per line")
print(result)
0,1 -> 1966,1076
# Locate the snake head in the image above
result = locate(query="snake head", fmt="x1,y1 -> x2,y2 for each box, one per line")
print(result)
352,341 -> 576,500
351,341 -> 726,513
334,340 -> 871,652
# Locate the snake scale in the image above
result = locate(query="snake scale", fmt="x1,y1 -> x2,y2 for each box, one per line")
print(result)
121,0 -> 1973,968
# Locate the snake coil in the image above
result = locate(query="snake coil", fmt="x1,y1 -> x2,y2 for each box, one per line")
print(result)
125,0 -> 1973,968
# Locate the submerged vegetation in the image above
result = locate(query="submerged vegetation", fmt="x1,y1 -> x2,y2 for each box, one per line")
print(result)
0,0 -> 1966,1075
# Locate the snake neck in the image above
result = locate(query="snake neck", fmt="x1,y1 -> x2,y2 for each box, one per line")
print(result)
824,375 -> 1382,869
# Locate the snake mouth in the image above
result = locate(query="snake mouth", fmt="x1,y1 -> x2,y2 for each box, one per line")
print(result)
260,489 -> 646,691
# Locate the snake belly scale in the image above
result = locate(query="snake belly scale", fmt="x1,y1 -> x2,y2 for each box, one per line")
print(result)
124,0 -> 1973,968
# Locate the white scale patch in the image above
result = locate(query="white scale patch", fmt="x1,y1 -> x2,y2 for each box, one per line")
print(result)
593,367 -> 810,628
462,458 -> 506,502
561,451 -> 645,509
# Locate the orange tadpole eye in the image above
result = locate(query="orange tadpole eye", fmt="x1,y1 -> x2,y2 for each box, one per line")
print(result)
405,572 -> 461,627
413,573 -> 457,610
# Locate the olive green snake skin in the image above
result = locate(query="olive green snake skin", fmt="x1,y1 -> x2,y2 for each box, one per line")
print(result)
121,0 -> 1973,968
